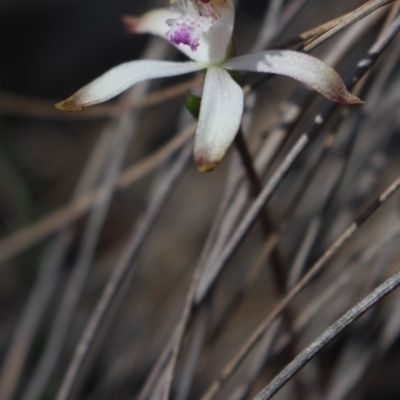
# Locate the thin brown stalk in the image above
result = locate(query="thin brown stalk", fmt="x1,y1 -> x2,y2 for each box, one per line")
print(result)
254,269 -> 400,400
0,123 -> 195,265
55,143 -> 192,400
302,0 -> 397,51
200,171 -> 400,400
0,129 -> 114,400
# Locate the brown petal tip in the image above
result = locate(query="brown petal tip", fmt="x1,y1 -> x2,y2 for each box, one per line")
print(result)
330,85 -> 364,105
338,93 -> 364,105
55,98 -> 86,112
122,16 -> 140,33
196,156 -> 220,173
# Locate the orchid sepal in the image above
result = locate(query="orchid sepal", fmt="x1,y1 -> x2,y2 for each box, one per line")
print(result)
194,66 -> 244,172
55,60 -> 205,111
222,50 -> 362,105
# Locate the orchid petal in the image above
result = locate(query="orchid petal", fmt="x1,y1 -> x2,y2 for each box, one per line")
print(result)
166,0 -> 235,63
122,10 -> 199,61
123,2 -> 235,64
195,67 -> 244,172
123,9 -> 179,38
223,50 -> 362,104
56,60 -> 204,111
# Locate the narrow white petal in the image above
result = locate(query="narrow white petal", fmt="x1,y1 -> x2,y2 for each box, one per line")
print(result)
223,50 -> 361,104
122,10 -> 197,61
195,67 -> 244,172
56,61 -> 204,111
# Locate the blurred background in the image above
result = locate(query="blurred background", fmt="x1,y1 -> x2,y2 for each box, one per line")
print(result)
1,0 -> 400,399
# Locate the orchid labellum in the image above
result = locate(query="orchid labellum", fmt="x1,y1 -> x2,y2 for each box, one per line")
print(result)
56,0 -> 361,172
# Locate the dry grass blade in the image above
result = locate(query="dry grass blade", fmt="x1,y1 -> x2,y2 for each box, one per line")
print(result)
200,171 -> 400,400
0,123 -> 195,265
22,111 -> 138,400
301,0 -> 397,51
251,0 -> 285,51
0,129 -> 114,400
294,223 -> 400,337
55,143 -> 192,400
253,270 -> 400,400
175,303 -> 211,400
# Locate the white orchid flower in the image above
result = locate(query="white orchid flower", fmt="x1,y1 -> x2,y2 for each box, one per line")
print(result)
56,0 -> 361,172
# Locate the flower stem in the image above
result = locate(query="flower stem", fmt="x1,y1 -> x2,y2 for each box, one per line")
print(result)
233,129 -> 287,292
234,128 -> 306,399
